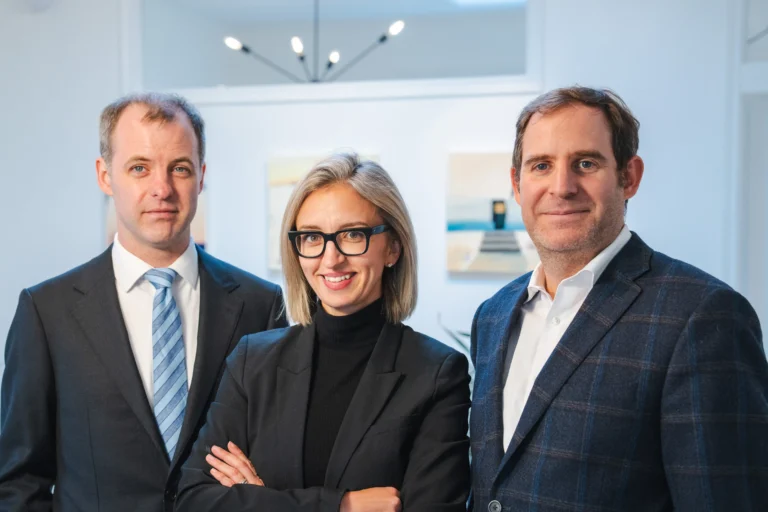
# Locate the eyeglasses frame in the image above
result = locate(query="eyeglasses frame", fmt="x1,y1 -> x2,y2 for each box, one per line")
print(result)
287,224 -> 391,258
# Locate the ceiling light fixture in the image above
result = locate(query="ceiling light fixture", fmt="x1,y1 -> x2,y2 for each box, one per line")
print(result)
224,0 -> 405,83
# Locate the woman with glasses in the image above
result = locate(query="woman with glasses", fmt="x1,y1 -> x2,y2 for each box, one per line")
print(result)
176,153 -> 470,512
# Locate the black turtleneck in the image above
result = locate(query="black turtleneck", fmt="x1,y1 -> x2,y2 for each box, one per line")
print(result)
302,298 -> 386,488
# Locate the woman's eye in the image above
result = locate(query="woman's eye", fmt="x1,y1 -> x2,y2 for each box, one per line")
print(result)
304,234 -> 321,244
345,230 -> 365,241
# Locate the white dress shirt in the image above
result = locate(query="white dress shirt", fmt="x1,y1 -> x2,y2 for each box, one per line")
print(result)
112,236 -> 200,405
502,225 -> 632,450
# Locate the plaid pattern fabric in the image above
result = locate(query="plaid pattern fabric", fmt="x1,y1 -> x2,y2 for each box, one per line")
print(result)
470,233 -> 768,511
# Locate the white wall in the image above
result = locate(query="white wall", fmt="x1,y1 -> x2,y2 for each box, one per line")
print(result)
142,2 -> 526,88
0,0 -> 124,376
745,0 -> 768,62
2,0 -> 762,368
743,95 -> 768,328
184,84 -> 536,346
543,0 -> 735,283
174,0 -> 756,345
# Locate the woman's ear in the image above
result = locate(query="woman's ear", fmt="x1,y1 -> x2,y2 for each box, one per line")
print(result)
387,238 -> 402,267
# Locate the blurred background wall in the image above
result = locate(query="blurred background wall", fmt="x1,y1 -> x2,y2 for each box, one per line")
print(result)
1,0 -> 765,377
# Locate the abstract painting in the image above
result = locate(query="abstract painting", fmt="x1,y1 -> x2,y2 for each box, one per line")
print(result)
446,153 -> 538,275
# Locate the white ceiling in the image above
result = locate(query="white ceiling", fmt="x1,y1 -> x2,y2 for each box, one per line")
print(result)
160,0 -> 526,23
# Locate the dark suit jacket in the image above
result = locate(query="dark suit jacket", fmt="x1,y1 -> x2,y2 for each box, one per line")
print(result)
0,247 -> 287,512
176,321 -> 471,512
470,233 -> 768,511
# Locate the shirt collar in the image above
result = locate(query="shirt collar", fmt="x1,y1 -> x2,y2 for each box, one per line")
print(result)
524,225 -> 632,303
111,235 -> 199,293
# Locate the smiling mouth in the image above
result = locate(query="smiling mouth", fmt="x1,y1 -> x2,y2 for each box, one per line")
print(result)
543,210 -> 589,215
322,273 -> 353,283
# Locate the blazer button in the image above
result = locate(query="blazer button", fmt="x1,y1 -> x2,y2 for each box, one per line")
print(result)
488,500 -> 502,512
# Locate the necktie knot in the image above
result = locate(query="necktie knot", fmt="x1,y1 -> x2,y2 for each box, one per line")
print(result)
145,268 -> 177,290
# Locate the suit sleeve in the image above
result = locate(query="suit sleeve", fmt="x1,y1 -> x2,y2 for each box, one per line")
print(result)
469,300 -> 487,370
0,289 -> 56,511
175,340 -> 345,512
661,287 -> 768,510
266,288 -> 288,330
466,301 -> 485,512
399,352 -> 471,511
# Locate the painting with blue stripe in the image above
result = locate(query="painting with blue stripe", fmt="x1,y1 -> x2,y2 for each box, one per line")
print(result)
447,153 -> 539,275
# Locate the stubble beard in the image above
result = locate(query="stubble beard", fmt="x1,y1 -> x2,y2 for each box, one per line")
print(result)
529,198 -> 625,272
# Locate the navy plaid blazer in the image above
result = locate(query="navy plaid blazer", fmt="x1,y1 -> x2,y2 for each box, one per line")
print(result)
469,233 -> 768,511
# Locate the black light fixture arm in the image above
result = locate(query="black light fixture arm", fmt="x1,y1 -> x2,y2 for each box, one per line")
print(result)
240,45 -> 304,83
325,34 -> 388,83
224,2 -> 404,84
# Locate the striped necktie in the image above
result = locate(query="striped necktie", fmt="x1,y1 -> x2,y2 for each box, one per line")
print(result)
145,268 -> 187,459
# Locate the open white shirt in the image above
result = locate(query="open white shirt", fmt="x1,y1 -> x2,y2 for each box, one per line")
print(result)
111,236 -> 200,405
502,225 -> 631,451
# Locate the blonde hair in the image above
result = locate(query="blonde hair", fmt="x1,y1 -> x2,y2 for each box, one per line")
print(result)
280,152 -> 418,325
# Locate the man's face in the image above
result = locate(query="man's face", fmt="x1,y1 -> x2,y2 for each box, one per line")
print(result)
97,104 -> 205,255
512,104 -> 642,259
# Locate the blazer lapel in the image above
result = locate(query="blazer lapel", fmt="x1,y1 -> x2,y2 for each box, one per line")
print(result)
474,284 -> 529,475
70,249 -> 167,459
270,325 -> 316,488
324,323 -> 404,488
495,234 -> 653,481
173,248 -> 244,468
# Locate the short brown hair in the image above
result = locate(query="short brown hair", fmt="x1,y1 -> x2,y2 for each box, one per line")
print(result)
280,152 -> 418,325
99,92 -> 205,166
512,86 -> 639,186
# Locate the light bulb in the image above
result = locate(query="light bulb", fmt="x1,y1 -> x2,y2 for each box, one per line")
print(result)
224,37 -> 243,51
388,20 -> 405,36
329,50 -> 340,64
291,37 -> 304,55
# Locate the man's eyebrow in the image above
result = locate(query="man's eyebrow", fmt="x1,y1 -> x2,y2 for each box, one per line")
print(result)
522,151 -> 609,167
125,155 -> 151,164
571,150 -> 608,162
168,157 -> 196,167
522,154 -> 551,167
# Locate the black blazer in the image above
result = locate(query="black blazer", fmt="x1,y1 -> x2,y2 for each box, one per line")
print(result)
176,321 -> 471,511
0,247 -> 287,512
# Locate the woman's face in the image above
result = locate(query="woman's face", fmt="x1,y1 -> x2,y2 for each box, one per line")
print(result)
294,182 -> 400,316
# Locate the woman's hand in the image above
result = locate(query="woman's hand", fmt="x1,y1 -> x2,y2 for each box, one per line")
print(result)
205,441 -> 265,487
340,487 -> 401,512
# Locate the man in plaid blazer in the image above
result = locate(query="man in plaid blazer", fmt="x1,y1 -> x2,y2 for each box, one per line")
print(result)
470,87 -> 767,511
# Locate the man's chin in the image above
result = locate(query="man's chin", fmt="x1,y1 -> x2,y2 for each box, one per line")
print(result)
533,234 -> 591,255
143,232 -> 189,251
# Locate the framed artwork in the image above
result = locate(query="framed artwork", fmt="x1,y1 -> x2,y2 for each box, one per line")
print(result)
446,153 -> 538,275
267,156 -> 326,271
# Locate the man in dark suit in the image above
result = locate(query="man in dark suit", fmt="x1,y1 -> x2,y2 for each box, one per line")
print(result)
0,92 -> 287,512
470,86 -> 768,511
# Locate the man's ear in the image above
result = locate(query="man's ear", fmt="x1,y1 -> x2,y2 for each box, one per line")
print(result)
198,162 -> 206,193
511,167 -> 522,206
622,155 -> 644,200
96,158 -> 113,196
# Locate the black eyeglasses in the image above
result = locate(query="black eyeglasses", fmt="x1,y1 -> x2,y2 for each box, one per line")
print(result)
288,224 -> 390,258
